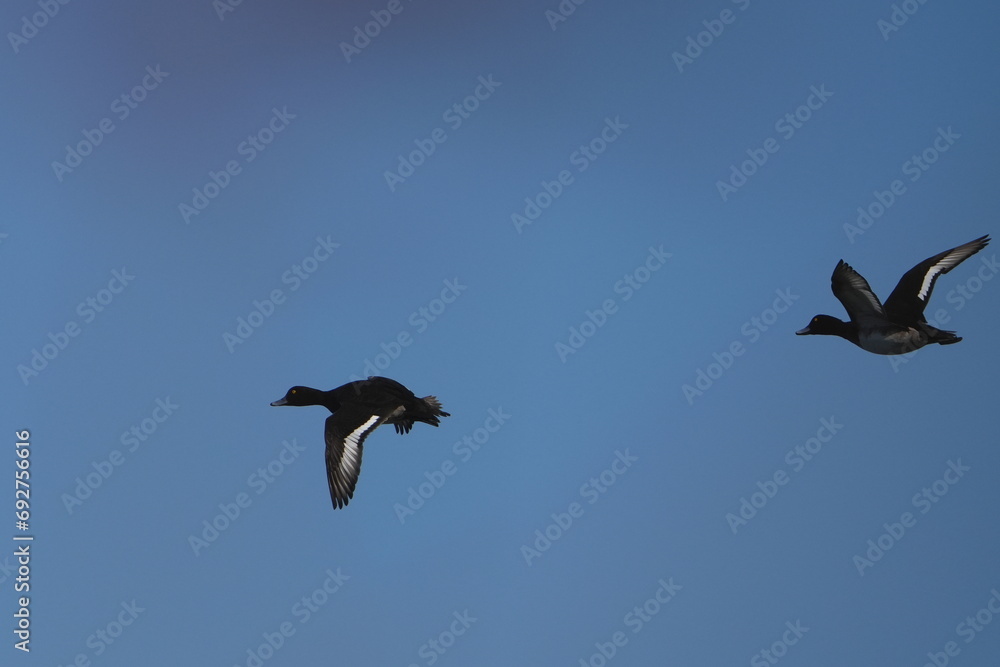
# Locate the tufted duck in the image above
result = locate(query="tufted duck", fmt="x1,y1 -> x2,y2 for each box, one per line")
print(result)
270,376 -> 450,509
796,235 -> 990,355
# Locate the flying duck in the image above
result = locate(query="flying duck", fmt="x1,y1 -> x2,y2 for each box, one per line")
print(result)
270,376 -> 450,509
796,235 -> 990,355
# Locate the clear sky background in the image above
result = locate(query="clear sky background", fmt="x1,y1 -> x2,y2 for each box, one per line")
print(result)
4,1 -> 1000,665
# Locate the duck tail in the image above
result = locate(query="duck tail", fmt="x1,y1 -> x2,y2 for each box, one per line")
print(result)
421,396 -> 451,425
933,331 -> 963,346
927,325 -> 962,346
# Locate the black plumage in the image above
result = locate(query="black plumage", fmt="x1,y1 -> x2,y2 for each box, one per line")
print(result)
271,376 -> 450,509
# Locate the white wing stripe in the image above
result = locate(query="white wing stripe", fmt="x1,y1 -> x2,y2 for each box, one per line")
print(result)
344,415 -> 379,449
918,241 -> 988,301
918,255 -> 965,301
333,414 -> 380,494
918,265 -> 941,300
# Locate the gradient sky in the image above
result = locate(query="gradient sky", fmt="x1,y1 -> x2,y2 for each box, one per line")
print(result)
4,1 -> 1000,665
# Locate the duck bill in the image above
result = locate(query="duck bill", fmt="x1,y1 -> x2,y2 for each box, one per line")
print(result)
795,326 -> 811,335
270,397 -> 288,406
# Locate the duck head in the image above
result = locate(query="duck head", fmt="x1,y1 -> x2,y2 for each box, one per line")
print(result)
270,386 -> 332,408
796,315 -> 854,339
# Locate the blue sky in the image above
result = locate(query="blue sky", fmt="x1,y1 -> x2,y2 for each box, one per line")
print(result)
4,0 -> 1000,665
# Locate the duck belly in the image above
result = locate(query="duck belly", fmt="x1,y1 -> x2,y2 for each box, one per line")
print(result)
859,328 -> 927,355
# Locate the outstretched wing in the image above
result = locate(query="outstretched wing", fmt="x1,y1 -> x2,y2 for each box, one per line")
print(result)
884,235 -> 990,323
831,260 -> 887,327
324,408 -> 390,509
